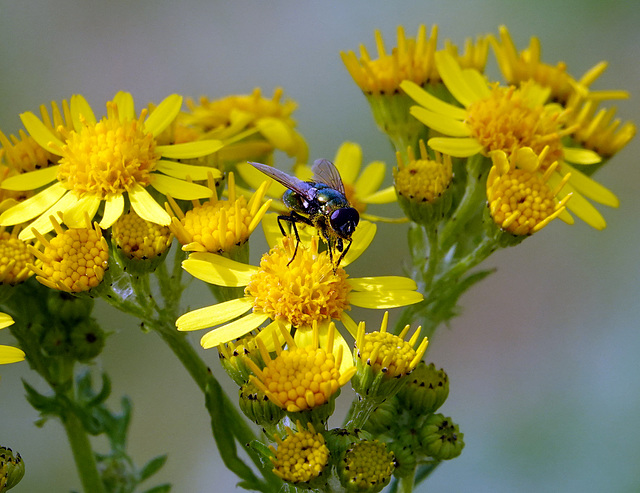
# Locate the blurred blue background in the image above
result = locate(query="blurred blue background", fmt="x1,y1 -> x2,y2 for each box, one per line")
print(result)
1,1 -> 639,492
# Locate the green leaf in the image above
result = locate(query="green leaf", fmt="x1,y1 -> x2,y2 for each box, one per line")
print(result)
141,484 -> 172,493
139,455 -> 168,482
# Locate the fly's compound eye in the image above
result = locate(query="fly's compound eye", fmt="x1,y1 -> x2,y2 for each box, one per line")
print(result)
330,207 -> 360,238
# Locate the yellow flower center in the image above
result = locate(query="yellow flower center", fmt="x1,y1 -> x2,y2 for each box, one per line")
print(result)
357,331 -> 419,378
270,426 -> 329,483
394,155 -> 452,203
35,225 -> 109,292
258,345 -> 342,412
112,210 -> 172,260
0,229 -> 33,284
342,441 -> 395,490
486,167 -> 560,236
466,85 -> 564,168
245,236 -> 351,328
57,105 -> 158,198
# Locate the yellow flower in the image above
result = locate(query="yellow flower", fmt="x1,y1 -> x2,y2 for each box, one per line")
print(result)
247,321 -> 356,412
0,313 -> 25,364
176,225 -> 422,356
167,172 -> 271,253
0,92 -> 224,240
28,215 -> 109,292
0,226 -> 33,284
401,51 -> 619,229
182,87 -> 308,165
112,210 -> 173,261
339,440 -> 395,492
486,147 -> 572,235
269,421 -> 329,484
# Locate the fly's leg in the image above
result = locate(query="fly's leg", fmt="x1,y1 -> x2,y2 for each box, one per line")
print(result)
277,212 -> 313,266
335,238 -> 352,270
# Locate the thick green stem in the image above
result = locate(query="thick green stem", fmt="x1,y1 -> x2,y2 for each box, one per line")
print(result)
63,403 -> 106,493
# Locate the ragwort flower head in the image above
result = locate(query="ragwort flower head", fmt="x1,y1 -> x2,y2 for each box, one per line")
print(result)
0,226 -> 33,285
401,51 -> 619,230
339,440 -> 396,493
112,209 -> 173,261
0,92 -> 224,240
0,312 -> 25,364
176,224 -> 423,359
167,172 -> 271,254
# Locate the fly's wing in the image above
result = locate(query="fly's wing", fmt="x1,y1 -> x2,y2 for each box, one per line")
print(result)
248,161 -> 316,199
311,159 -> 345,195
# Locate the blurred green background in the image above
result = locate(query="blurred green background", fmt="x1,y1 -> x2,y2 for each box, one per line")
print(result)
1,1 -> 639,492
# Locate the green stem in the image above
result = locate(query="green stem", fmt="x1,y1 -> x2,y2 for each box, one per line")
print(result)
62,398 -> 106,493
344,395 -> 382,432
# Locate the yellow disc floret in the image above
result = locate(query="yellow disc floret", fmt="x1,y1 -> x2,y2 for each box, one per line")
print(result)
394,141 -> 452,203
341,440 -> 395,492
0,227 -> 33,284
29,217 -> 109,292
112,210 -> 172,260
269,422 -> 329,484
245,236 -> 351,328
56,104 -> 158,198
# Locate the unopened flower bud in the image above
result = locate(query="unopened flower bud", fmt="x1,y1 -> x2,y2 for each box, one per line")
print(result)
339,440 -> 395,493
419,413 -> 464,460
397,362 -> 449,415
69,318 -> 106,362
238,381 -> 284,427
362,396 -> 400,436
0,446 -> 25,491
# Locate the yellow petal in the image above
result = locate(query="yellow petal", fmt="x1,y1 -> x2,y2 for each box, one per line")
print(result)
129,184 -> 171,225
549,173 -> 606,230
157,140 -> 224,159
200,312 -> 270,349
70,94 -> 96,130
428,137 -> 484,157
20,112 -> 65,155
0,313 -> 14,329
341,221 -> 376,267
364,186 -> 397,204
113,91 -> 135,121
333,142 -> 362,186
561,164 -> 619,207
150,173 -> 213,200
563,147 -> 602,165
144,94 -> 182,137
349,276 -> 418,292
349,290 -> 424,309
176,297 -> 253,331
0,345 -> 25,364
63,194 -> 101,227
354,161 -> 385,198
340,312 -> 358,338
99,193 -> 125,229
0,165 -> 60,191
183,252 -> 257,287
18,190 -> 77,240
400,80 -> 467,120
0,183 -> 67,226
410,107 -> 471,137
155,160 -> 222,181
256,118 -> 295,152
435,51 -> 481,108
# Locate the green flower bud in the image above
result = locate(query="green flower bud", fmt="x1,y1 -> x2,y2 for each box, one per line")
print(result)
218,337 -> 262,386
419,413 -> 464,460
68,318 -> 106,362
39,324 -> 70,356
339,440 -> 395,493
362,396 -> 400,436
397,362 -> 449,415
0,446 -> 25,491
387,438 -> 417,479
47,291 -> 94,323
238,381 -> 284,428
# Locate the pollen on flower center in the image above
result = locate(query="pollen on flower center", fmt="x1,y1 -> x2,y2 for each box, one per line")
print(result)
56,104 -> 158,198
394,144 -> 453,203
245,236 -> 351,328
0,227 -> 33,284
112,210 -> 172,260
270,422 -> 329,484
341,441 -> 396,490
466,84 -> 564,168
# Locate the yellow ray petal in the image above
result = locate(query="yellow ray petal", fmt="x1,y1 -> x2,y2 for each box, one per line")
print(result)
129,184 -> 171,225
548,173 -> 606,230
200,312 -> 270,349
341,221 -> 377,267
113,91 -> 135,121
99,193 -> 125,228
256,118 -> 295,152
237,161 -> 288,197
20,112 -> 65,155
563,147 -> 602,165
157,140 -> 224,159
0,183 -> 67,226
151,173 -> 214,200
0,165 -> 60,191
333,142 -> 362,186
0,345 -> 25,364
176,297 -> 253,331
144,94 -> 182,137
155,160 -> 222,181
349,290 -> 424,309
428,137 -> 484,157
18,190 -> 77,240
0,313 -> 14,329
348,276 -> 418,292
63,194 -> 101,228
183,252 -> 257,287
561,164 -> 619,207
400,80 -> 467,120
340,312 -> 358,338
435,51 -> 481,108
70,94 -> 96,130
364,186 -> 397,204
354,161 -> 385,198
410,107 -> 471,137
